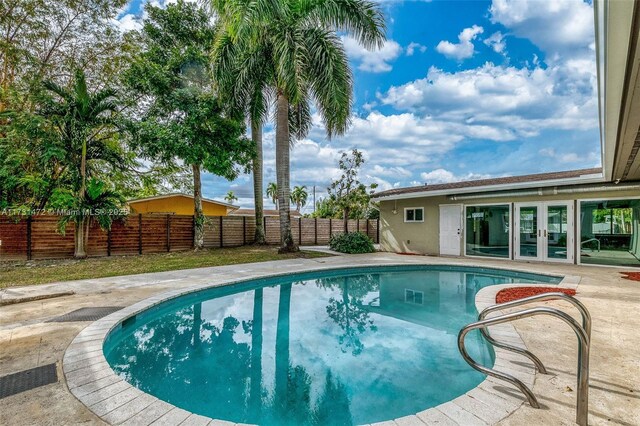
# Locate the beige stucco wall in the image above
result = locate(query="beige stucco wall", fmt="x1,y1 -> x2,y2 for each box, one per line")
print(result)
379,185 -> 640,258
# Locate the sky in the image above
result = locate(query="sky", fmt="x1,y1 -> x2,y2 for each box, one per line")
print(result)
115,0 -> 600,213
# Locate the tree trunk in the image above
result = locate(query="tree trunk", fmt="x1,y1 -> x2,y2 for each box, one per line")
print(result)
252,119 -> 266,244
275,283 -> 292,412
249,288 -> 263,418
343,207 -> 350,234
193,302 -> 202,348
74,138 -> 88,259
275,91 -> 297,252
193,164 -> 204,249
74,216 -> 88,259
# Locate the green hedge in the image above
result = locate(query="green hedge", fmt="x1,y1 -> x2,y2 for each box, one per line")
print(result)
329,232 -> 375,254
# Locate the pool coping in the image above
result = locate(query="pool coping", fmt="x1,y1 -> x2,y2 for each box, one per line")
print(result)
62,262 -> 580,426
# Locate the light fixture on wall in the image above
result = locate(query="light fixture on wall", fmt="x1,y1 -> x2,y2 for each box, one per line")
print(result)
392,200 -> 398,215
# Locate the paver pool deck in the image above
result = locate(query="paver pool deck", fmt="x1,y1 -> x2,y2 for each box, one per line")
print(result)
1,252 -> 638,425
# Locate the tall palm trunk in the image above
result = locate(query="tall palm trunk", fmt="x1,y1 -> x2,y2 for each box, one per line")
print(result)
249,288 -> 263,418
193,163 -> 204,249
74,216 -> 89,258
74,138 -> 89,258
252,119 -> 266,244
275,91 -> 297,252
275,283 -> 292,413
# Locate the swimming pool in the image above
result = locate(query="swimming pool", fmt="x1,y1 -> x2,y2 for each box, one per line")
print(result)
103,265 -> 561,425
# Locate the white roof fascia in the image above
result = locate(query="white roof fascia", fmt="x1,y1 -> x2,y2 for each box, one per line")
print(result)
375,173 -> 605,202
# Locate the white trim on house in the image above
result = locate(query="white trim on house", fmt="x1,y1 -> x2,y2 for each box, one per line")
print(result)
375,173 -> 605,202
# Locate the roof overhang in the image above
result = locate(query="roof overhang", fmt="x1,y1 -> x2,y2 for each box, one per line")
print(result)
596,0 -> 640,182
375,172 -> 605,202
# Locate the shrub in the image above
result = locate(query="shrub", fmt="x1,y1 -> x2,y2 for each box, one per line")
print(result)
329,232 -> 375,254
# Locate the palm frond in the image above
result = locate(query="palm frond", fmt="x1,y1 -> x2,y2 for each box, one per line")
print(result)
302,0 -> 386,50
302,27 -> 352,137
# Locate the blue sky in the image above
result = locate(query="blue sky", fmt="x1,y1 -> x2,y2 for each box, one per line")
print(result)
116,0 -> 600,213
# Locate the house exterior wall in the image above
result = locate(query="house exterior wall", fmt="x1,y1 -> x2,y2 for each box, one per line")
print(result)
379,185 -> 640,257
128,196 -> 231,216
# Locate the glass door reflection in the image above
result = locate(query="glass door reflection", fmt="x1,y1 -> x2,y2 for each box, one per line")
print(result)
546,204 -> 568,260
518,205 -> 539,258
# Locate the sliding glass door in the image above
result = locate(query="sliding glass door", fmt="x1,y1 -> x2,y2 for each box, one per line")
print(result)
515,202 -> 573,263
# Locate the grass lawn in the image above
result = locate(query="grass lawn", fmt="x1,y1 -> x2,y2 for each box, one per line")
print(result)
0,246 -> 330,288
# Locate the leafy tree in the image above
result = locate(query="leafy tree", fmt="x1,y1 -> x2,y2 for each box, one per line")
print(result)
224,190 -> 238,204
266,182 -> 278,209
316,274 -> 379,355
1,0 -> 128,110
290,185 -> 308,212
38,69 -> 124,258
310,197 -> 340,219
211,0 -> 386,252
124,0 -> 253,249
327,149 -> 378,233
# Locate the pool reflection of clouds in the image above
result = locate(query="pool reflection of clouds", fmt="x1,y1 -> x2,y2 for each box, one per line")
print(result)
107,266 -> 544,424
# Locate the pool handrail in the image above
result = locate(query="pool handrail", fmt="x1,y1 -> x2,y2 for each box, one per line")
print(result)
477,292 -> 591,375
459,304 -> 590,426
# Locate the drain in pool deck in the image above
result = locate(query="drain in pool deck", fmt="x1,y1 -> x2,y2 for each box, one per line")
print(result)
46,306 -> 123,322
0,364 -> 58,399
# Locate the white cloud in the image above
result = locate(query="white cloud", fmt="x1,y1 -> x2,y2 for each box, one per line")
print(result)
379,61 -> 598,136
112,13 -> 143,32
489,0 -> 593,62
538,147 -> 599,164
484,31 -> 506,54
436,25 -> 484,60
406,42 -> 427,56
420,169 -> 492,184
342,36 -> 403,73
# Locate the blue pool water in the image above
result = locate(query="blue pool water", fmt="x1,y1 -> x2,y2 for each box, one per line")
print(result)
104,265 -> 561,425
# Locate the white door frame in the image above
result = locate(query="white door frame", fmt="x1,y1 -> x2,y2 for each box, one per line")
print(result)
514,201 -> 574,263
439,204 -> 463,256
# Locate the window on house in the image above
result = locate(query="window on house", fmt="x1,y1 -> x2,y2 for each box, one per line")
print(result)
404,207 -> 424,223
405,289 -> 424,304
580,198 -> 640,267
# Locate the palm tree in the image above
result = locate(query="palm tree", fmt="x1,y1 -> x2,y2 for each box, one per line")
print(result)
266,182 -> 278,209
211,0 -> 386,252
290,185 -> 308,212
224,190 -> 238,204
41,69 -> 120,258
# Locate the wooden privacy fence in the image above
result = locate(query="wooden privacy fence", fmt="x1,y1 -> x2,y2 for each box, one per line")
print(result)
0,214 -> 379,261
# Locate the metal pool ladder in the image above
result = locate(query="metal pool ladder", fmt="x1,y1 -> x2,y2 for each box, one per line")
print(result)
457,292 -> 591,426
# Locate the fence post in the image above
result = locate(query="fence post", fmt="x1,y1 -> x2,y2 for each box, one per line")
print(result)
219,216 -> 224,248
357,218 -> 360,234
263,216 -> 267,244
107,227 -> 112,256
366,219 -> 370,239
314,218 -> 318,245
138,214 -> 143,255
299,217 -> 302,245
26,216 -> 32,260
166,214 -> 171,252
243,216 -> 247,245
329,218 -> 332,239
377,218 -> 380,243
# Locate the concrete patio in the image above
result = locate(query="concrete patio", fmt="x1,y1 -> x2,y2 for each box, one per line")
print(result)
1,253 -> 638,425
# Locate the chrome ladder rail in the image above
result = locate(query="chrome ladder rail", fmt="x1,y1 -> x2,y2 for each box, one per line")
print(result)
478,292 -> 591,375
458,295 -> 591,426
